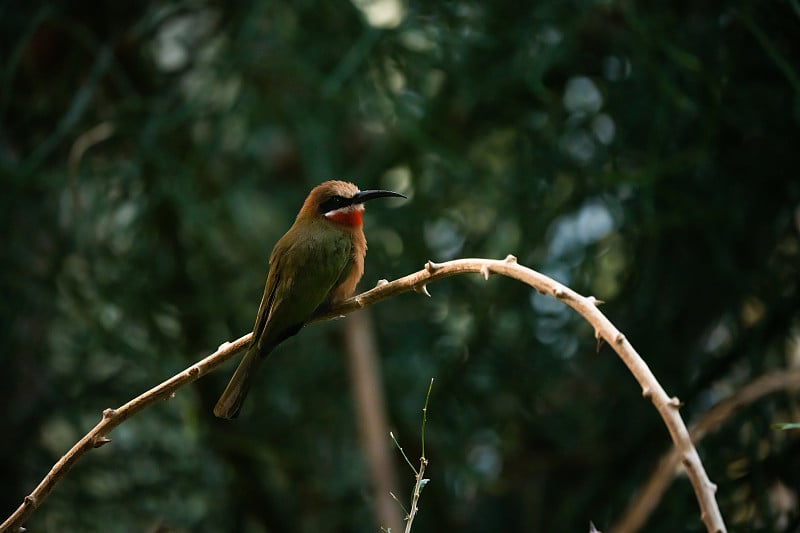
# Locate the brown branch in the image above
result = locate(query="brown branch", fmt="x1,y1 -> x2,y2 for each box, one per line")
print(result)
1,256 -> 727,533
405,455 -> 429,533
342,312 -> 403,532
316,256 -> 727,532
0,334 -> 252,533
611,368 -> 800,533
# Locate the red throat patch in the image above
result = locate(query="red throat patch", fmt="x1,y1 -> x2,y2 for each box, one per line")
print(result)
326,209 -> 363,227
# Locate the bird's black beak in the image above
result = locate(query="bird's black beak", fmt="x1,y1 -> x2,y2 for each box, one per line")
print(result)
352,189 -> 407,205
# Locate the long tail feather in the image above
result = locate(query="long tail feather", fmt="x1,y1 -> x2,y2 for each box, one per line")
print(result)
213,345 -> 265,419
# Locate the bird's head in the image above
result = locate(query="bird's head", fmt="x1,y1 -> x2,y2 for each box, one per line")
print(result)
298,180 -> 406,227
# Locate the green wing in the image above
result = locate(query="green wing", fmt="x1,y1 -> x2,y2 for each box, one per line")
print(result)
251,223 -> 352,356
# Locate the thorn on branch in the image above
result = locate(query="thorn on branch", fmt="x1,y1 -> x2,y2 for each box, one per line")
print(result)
668,397 -> 683,408
480,265 -> 491,280
424,260 -> 442,273
376,278 -> 389,287
217,341 -> 231,351
504,254 -> 518,263
92,436 -> 112,448
587,296 -> 605,306
102,408 -> 117,420
415,284 -> 432,297
595,333 -> 605,353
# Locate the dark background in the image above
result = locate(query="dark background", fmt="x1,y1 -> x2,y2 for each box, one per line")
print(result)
2,0 -> 799,531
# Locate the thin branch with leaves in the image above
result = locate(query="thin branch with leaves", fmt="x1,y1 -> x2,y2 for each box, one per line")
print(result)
386,378 -> 434,533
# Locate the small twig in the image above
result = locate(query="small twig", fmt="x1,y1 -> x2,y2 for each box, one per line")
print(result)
390,378 -> 434,533
2,256 -> 727,533
404,378 -> 435,533
389,490 -> 410,519
404,457 -> 429,533
421,378 -> 433,459
390,432 -> 418,476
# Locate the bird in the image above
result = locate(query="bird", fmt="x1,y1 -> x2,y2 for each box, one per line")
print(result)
214,180 -> 406,419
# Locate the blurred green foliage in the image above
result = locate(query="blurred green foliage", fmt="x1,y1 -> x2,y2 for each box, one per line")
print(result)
2,0 -> 799,531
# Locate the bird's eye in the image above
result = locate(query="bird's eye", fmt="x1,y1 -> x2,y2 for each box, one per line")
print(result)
319,195 -> 349,213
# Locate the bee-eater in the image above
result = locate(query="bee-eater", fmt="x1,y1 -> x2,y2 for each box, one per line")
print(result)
214,180 -> 406,419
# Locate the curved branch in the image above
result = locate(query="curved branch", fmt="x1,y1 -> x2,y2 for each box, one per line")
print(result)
1,256 -> 727,533
612,368 -> 800,533
1,334 -> 253,533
